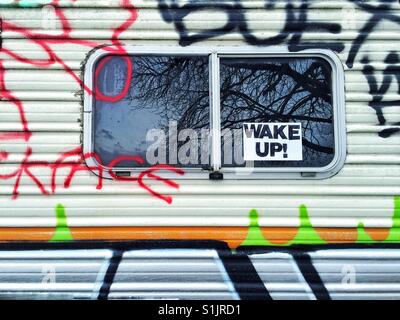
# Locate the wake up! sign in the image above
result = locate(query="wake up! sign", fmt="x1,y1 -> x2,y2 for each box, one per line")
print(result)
243,123 -> 303,161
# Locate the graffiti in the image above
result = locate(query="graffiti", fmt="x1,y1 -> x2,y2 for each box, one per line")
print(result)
241,196 -> 400,246
0,241 -> 399,300
346,0 -> 400,68
5,201 -> 400,300
158,0 -> 344,52
0,147 -> 51,200
0,0 -> 399,301
0,0 -> 397,206
346,0 -> 400,138
94,55 -> 134,103
241,206 -> 325,247
157,0 -> 400,138
361,52 -> 400,138
0,0 -> 397,223
0,0 -> 137,139
0,0 -> 184,204
3,197 -> 396,247
50,204 -> 73,242
0,146 -> 184,204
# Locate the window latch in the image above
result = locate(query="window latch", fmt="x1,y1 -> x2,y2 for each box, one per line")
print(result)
301,172 -> 317,178
115,171 -> 131,178
209,171 -> 224,181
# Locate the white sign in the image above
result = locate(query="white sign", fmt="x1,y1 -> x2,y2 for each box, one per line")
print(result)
243,123 -> 303,161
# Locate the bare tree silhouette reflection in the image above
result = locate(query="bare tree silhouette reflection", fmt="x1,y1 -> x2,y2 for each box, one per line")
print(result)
114,55 -> 334,167
219,57 -> 334,167
127,56 -> 210,133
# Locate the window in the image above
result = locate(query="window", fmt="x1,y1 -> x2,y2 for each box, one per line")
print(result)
92,55 -> 210,169
84,47 -> 346,179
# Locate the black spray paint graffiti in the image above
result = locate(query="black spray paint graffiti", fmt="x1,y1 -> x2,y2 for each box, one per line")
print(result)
346,0 -> 400,138
2,241 -> 400,300
346,0 -> 400,68
157,0 -> 400,138
157,0 -> 344,52
362,52 -> 400,138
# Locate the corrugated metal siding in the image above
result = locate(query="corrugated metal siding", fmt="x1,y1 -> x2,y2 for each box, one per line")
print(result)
0,0 -> 399,299
0,243 -> 399,300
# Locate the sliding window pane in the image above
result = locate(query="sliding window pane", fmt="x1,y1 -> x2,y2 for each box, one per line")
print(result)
93,55 -> 210,168
220,57 -> 335,168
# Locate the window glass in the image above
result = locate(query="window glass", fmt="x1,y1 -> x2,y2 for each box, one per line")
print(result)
219,57 -> 335,168
85,48 -> 345,178
93,55 -> 210,168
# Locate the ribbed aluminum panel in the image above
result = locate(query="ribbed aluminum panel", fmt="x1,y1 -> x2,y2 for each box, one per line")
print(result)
0,1 -> 398,235
109,249 -> 239,300
0,0 -> 399,300
0,244 -> 398,300
0,249 -> 113,300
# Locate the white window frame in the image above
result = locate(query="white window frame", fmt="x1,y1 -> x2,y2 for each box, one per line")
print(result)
83,46 -> 346,180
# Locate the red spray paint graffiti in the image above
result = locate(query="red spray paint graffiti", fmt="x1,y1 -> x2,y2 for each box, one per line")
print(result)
0,0 -> 184,204
94,55 -> 133,103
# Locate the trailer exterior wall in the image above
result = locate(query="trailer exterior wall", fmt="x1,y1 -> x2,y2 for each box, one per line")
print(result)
0,0 -> 399,300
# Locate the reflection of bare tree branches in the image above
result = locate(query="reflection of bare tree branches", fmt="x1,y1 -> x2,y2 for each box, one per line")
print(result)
219,58 -> 334,161
125,55 -> 334,167
127,56 -> 210,132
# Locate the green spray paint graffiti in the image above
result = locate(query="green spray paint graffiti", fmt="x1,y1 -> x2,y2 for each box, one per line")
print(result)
383,195 -> 400,241
241,205 -> 326,246
50,204 -> 74,242
48,196 -> 400,246
356,195 -> 400,243
242,196 -> 400,246
241,209 -> 270,246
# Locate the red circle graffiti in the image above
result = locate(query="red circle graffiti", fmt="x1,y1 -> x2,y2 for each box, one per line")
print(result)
0,152 -> 8,161
94,55 -> 133,103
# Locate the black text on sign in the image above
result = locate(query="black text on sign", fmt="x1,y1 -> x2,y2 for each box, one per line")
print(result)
243,123 -> 303,161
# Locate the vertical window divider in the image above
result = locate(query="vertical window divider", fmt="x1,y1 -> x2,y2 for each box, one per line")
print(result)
210,52 -> 222,172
